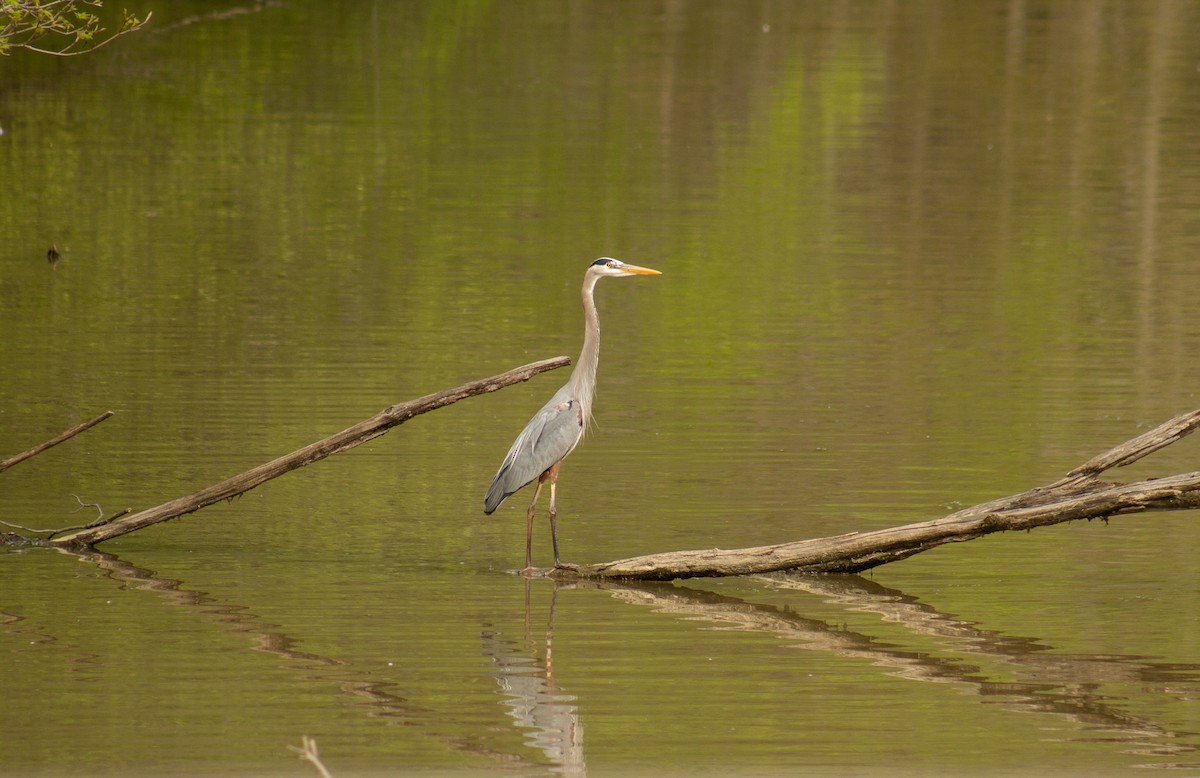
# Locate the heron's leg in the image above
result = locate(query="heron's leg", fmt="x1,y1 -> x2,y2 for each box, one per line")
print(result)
521,477 -> 546,575
546,462 -> 577,571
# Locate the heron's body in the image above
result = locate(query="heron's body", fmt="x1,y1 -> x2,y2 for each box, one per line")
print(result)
483,257 -> 661,573
482,382 -> 586,515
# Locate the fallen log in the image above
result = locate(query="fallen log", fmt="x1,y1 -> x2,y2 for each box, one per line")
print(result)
0,411 -> 114,474
38,357 -> 570,550
553,408 -> 1200,581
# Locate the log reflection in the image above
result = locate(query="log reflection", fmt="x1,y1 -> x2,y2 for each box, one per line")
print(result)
25,548 -> 1199,772
588,575 -> 1200,765
50,546 -> 543,771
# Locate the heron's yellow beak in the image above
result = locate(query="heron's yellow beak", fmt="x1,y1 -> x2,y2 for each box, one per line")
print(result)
623,264 -> 662,275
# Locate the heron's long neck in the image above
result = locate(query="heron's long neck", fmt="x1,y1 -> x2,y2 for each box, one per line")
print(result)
568,275 -> 601,419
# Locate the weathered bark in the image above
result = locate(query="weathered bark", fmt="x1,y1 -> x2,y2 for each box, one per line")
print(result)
553,409 -> 1200,581
0,411 -> 114,473
41,357 -> 570,549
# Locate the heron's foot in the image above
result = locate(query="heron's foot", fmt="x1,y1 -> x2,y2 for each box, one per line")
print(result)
552,561 -> 580,572
517,565 -> 541,577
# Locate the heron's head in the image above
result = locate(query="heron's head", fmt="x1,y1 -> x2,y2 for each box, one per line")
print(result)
589,257 -> 662,278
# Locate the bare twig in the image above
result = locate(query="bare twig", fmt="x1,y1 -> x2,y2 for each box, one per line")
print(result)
0,411 -> 114,473
1064,408 -> 1200,477
0,519 -> 65,536
72,494 -> 105,523
289,736 -> 334,778
1,496 -> 131,539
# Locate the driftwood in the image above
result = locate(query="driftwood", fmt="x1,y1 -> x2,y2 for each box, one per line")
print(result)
554,408 -> 1200,581
34,357 -> 570,549
0,411 -> 114,473
7,369 -> 1199,576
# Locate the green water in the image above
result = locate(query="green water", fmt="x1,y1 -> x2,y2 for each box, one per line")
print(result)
3,1 -> 1200,775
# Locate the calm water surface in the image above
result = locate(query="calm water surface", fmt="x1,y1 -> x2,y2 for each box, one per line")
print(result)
3,1 -> 1200,775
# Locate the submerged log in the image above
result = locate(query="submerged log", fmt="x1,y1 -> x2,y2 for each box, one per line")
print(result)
41,357 -> 571,549
553,409 -> 1200,581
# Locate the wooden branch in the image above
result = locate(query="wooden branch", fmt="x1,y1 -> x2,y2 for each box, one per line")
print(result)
44,357 -> 570,549
555,408 -> 1200,581
0,411 -> 114,474
1065,408 -> 1200,477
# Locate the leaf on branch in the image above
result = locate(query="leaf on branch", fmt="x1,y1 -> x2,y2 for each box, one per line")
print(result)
1,1 -> 150,57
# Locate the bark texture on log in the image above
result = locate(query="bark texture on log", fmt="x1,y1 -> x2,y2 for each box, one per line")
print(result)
44,358 -> 570,549
550,409 -> 1200,581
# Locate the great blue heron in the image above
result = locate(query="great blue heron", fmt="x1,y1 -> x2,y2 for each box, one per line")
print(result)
483,257 -> 662,573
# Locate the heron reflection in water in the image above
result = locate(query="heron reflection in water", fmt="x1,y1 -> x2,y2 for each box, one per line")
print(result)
484,258 -> 661,573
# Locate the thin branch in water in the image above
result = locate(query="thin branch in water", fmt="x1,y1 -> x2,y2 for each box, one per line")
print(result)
0,519 -> 67,536
0,411 -> 114,473
71,494 -> 105,523
0,497 -> 131,539
44,498 -> 130,539
289,736 -> 334,778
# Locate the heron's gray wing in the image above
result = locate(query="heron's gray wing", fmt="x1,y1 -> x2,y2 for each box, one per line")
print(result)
483,392 -> 585,514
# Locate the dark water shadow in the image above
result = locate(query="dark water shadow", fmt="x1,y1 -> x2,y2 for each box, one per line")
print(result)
482,578 -> 586,778
576,574 -> 1200,770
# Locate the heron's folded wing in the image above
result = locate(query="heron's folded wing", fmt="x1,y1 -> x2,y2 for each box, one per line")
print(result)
484,398 -> 584,513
